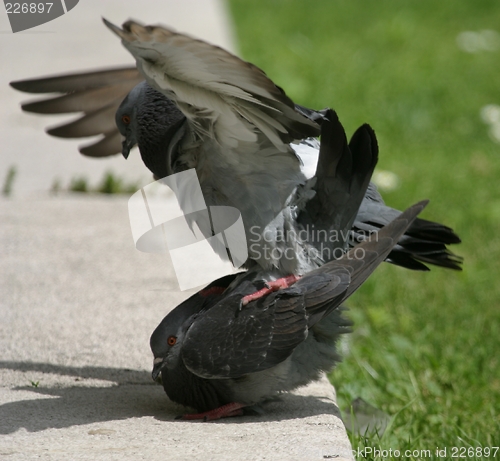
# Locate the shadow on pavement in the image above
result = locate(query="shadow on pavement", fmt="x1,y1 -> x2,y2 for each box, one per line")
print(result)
0,361 -> 342,433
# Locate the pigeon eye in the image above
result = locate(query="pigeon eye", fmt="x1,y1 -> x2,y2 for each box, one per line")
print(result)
121,114 -> 131,125
167,336 -> 177,346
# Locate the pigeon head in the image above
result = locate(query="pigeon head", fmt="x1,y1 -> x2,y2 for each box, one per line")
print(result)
115,82 -> 143,159
150,274 -> 240,383
150,304 -> 196,382
116,81 -> 186,179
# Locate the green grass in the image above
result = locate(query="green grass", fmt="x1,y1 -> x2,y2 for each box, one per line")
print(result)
228,0 -> 500,457
2,165 -> 17,196
67,171 -> 139,194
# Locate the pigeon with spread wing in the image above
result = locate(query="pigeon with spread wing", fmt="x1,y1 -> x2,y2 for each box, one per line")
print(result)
9,19 -> 462,281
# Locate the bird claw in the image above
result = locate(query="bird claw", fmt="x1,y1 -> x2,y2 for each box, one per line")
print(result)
175,402 -> 246,421
240,275 -> 300,306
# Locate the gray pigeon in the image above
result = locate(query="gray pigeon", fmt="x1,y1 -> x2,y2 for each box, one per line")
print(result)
9,19 -> 462,276
150,200 -> 428,420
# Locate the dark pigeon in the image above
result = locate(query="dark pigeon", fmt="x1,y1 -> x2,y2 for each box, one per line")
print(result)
150,200 -> 428,420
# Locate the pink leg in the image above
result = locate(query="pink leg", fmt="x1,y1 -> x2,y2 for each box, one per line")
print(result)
177,402 -> 246,421
241,275 -> 301,306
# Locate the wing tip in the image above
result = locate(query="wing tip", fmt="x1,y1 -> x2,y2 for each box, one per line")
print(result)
102,17 -> 126,39
399,200 -> 429,227
9,80 -> 24,91
9,79 -> 43,94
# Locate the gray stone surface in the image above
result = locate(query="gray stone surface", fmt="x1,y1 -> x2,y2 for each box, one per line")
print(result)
0,196 -> 354,460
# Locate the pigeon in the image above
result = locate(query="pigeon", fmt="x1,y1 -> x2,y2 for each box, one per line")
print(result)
9,19 -> 462,277
150,200 -> 428,420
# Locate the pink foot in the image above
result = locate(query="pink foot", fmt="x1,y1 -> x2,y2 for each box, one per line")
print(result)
176,402 -> 246,421
241,275 -> 301,306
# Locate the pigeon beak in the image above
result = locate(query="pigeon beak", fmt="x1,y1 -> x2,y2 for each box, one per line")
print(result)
121,135 -> 135,160
152,357 -> 165,382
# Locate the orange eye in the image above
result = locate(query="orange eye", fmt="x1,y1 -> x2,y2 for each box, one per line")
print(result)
121,114 -> 131,125
167,336 -> 177,346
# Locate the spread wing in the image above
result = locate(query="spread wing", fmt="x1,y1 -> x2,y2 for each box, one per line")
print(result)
10,67 -> 143,157
103,19 -> 320,168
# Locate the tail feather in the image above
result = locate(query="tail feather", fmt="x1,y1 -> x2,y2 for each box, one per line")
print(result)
406,217 -> 461,244
352,203 -> 463,271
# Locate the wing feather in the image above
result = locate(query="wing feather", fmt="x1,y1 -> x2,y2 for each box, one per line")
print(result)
10,67 -> 143,157
103,19 -> 320,156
